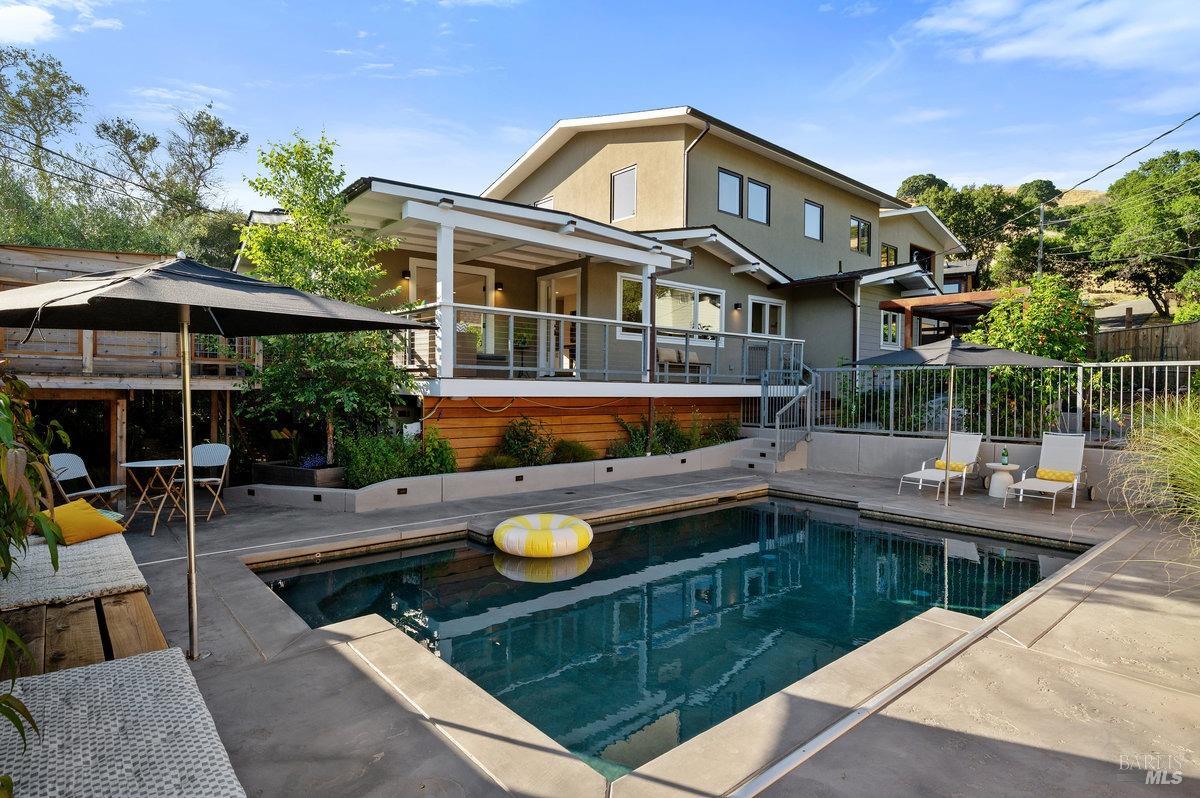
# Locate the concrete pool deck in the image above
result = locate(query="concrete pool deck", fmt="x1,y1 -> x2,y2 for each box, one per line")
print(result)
125,467 -> 1199,795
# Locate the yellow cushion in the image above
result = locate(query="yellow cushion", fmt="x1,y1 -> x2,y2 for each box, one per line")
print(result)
934,459 -> 968,472
1036,468 -> 1076,482
51,499 -> 125,544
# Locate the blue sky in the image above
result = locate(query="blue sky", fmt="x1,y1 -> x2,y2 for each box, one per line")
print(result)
3,0 -> 1199,211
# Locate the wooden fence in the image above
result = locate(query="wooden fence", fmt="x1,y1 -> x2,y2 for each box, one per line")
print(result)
1094,320 -> 1200,361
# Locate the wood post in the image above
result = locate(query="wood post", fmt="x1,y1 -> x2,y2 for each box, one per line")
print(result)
107,397 -> 127,487
903,307 -> 914,349
224,390 -> 231,444
209,390 -> 219,442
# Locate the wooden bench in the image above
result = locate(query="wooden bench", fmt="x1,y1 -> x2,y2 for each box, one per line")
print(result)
0,590 -> 167,678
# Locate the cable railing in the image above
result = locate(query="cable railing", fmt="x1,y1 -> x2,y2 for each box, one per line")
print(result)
394,302 -> 805,385
804,361 -> 1200,446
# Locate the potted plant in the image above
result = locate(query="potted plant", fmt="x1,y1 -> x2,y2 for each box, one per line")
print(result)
251,427 -> 347,487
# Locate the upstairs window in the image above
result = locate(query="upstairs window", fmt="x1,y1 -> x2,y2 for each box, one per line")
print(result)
850,216 -> 871,255
718,168 -> 742,216
881,243 -> 898,268
611,165 -> 636,221
747,179 -> 770,224
804,201 -> 823,240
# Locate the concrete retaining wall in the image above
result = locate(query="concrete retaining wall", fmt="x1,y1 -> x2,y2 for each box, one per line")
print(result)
804,431 -> 1125,498
225,439 -> 752,513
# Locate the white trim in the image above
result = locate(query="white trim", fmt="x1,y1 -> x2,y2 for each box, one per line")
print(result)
615,272 -> 726,345
645,227 -> 790,285
416,378 -> 762,399
880,206 -> 966,254
611,164 -> 637,222
747,294 -> 786,338
880,309 -> 903,350
534,195 -> 554,209
859,262 -> 929,286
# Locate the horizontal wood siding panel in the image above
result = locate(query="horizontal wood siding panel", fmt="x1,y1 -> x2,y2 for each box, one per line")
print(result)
426,396 -> 740,469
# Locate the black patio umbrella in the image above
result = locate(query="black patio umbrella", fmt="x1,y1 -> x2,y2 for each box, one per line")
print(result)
0,255 -> 432,658
856,337 -> 1072,506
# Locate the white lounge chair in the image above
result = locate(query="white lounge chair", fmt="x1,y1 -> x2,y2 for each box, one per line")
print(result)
1004,432 -> 1088,514
898,432 -> 983,498
48,452 -> 125,510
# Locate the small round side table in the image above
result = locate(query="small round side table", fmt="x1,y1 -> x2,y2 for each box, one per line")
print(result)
986,462 -> 1021,498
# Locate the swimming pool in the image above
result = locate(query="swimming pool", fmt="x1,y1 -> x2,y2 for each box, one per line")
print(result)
264,500 -> 1072,778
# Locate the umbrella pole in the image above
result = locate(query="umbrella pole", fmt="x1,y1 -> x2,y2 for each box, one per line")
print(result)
179,306 -> 200,659
944,364 -> 955,508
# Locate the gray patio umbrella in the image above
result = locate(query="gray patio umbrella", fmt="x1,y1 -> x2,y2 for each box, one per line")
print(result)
856,337 -> 1072,506
0,255 -> 431,658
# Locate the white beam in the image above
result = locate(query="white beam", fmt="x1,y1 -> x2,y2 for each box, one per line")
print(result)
456,239 -> 522,264
558,221 -> 577,234
435,223 -> 455,378
374,216 -> 420,237
730,263 -> 761,275
401,201 -> 673,270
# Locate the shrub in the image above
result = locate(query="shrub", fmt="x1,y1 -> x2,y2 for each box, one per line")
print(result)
609,412 -> 741,459
702,415 -> 741,446
336,426 -> 457,489
608,416 -> 667,458
498,416 -> 554,467
476,451 -> 521,470
552,439 -> 597,463
1111,396 -> 1200,555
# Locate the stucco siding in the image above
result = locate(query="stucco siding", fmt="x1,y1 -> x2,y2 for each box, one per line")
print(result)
788,290 -> 855,368
498,125 -> 688,231
878,214 -> 947,285
686,134 -> 881,280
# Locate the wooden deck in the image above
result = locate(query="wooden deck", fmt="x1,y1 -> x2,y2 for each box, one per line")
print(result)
0,590 -> 168,678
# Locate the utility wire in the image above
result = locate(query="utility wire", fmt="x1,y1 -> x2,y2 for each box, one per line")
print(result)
0,149 -> 192,214
1043,166 -> 1200,226
1046,214 -> 1200,257
0,131 -> 215,216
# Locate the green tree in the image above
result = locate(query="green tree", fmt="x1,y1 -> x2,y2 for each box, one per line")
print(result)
963,274 -> 1090,361
1174,268 -> 1200,323
0,47 -> 86,196
238,134 -> 408,463
1057,150 -> 1200,317
897,173 -> 948,201
1014,178 -> 1059,207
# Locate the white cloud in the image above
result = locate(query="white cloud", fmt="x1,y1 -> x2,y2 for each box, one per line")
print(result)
355,29 -> 370,38
1121,85 -> 1200,116
326,48 -> 354,56
915,0 -> 1200,72
405,64 -> 472,77
843,1 -> 878,17
896,108 -> 960,124
121,80 -> 233,123
436,0 -> 522,6
817,3 -> 834,11
360,62 -> 394,70
0,4 -> 58,43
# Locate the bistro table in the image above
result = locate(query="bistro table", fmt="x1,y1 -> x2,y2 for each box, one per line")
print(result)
120,459 -> 184,535
986,462 -> 1021,499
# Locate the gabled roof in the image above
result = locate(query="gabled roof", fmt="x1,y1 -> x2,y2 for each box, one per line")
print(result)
482,106 -> 908,210
641,226 -> 791,285
879,206 -> 966,254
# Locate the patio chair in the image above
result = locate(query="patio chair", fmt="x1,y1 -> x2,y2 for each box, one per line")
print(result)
169,443 -> 231,521
897,432 -> 983,499
1003,432 -> 1090,514
48,453 -> 125,510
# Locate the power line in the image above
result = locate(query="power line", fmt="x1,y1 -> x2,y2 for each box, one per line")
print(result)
1043,166 -> 1200,226
1046,213 -> 1200,257
0,149 -> 188,213
0,131 -> 214,216
1051,245 -> 1200,266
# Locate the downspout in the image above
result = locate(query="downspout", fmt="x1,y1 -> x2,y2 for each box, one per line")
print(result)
831,262 -> 861,364
682,121 -> 710,227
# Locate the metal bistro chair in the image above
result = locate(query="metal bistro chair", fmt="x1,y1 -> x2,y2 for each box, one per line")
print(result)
169,443 -> 232,522
48,453 -> 125,511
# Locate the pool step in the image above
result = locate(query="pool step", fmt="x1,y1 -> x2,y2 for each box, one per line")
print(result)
731,456 -> 778,474
732,437 -> 807,473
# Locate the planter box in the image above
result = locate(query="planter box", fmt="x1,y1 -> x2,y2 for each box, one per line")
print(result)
251,460 -> 346,488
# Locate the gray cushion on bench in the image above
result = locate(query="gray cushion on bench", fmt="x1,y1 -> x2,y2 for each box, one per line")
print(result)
0,534 -> 147,611
0,647 -> 246,797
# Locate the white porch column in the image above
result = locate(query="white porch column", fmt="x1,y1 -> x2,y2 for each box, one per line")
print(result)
435,223 -> 455,378
641,263 -> 653,383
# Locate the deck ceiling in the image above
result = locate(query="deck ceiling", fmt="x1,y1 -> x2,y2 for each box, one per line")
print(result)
343,180 -> 689,271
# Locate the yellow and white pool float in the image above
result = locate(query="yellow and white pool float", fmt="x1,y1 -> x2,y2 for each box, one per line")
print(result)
494,550 -> 593,583
493,513 -> 593,558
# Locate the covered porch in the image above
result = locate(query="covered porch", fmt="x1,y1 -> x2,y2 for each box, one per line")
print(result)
342,179 -> 805,397
881,288 -> 1017,348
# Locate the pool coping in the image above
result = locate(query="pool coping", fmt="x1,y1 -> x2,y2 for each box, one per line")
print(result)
218,480 -> 1118,796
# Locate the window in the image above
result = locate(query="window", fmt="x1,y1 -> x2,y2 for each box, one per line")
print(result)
804,201 -> 823,240
617,274 -> 725,341
747,179 -> 770,224
749,296 -> 785,337
535,196 -> 554,209
850,216 -> 871,255
611,165 -> 636,221
910,244 -> 934,271
881,310 -> 903,349
881,243 -> 898,268
718,168 -> 742,216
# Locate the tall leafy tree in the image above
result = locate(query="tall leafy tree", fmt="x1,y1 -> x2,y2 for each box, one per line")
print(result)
963,274 -> 1090,361
238,134 -> 408,463
0,47 -> 86,196
1055,150 -> 1200,318
897,173 -> 948,201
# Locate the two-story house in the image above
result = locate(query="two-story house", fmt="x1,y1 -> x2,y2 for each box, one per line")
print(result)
333,107 -> 963,467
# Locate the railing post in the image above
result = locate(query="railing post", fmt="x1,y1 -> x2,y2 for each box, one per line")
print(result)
1076,365 -> 1085,434
507,312 -> 514,379
888,367 -> 895,435
683,334 -> 692,385
434,223 -> 455,379
985,369 -> 992,442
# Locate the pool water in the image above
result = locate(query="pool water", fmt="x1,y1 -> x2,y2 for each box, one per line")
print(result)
265,500 -> 1072,778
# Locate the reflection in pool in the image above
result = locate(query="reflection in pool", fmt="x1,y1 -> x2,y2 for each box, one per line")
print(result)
266,500 -> 1072,778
